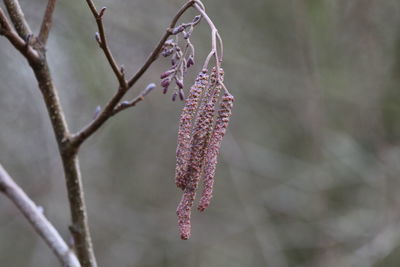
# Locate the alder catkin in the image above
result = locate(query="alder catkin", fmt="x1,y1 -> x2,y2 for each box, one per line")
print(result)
175,69 -> 208,190
176,77 -> 220,239
198,91 -> 234,211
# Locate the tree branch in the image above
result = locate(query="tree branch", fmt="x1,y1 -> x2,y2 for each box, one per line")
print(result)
3,0 -> 32,39
1,1 -> 203,265
29,57 -> 98,267
0,8 -> 40,61
0,164 -> 81,267
71,0 -> 196,147
85,1 -> 125,87
112,83 -> 156,115
1,6 -> 97,264
38,0 -> 57,45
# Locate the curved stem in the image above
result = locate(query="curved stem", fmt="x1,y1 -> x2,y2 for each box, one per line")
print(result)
193,1 -> 223,82
0,164 -> 81,267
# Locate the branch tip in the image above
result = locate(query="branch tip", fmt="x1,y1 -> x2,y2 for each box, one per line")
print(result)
98,7 -> 106,18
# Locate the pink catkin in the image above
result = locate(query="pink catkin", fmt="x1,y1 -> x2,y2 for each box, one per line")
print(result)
198,92 -> 234,211
176,79 -> 219,239
175,69 -> 209,190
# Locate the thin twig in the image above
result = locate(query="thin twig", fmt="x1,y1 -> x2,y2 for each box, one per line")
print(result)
0,8 -> 40,61
0,164 -> 81,267
71,0 -> 196,147
85,1 -> 125,87
112,83 -> 156,114
126,0 -> 196,88
3,0 -> 32,39
193,1 -> 222,81
38,0 -> 57,45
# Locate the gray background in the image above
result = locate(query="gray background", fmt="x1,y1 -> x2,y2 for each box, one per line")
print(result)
1,0 -> 400,266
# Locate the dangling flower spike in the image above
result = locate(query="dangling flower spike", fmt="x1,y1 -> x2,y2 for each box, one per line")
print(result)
158,1 -> 234,240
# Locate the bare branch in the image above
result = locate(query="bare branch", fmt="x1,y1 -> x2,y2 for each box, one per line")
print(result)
84,1 -> 125,87
3,0 -> 32,39
126,0 -> 196,88
112,83 -> 156,114
0,8 -> 40,61
71,0 -> 196,147
2,4 -> 97,266
30,58 -> 97,267
38,0 -> 57,45
0,164 -> 81,267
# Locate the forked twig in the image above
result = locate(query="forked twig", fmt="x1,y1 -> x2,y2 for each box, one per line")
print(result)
3,0 -> 32,39
85,1 -> 125,87
38,0 -> 57,45
0,8 -> 40,61
71,0 -> 197,147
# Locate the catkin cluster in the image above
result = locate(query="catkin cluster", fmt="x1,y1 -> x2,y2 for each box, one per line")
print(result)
175,68 -> 234,239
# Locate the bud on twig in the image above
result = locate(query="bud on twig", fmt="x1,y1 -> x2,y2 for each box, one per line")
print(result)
93,106 -> 101,119
161,77 -> 171,88
160,69 -> 175,79
98,7 -> 106,18
172,92 -> 178,101
143,83 -> 156,96
95,32 -> 101,47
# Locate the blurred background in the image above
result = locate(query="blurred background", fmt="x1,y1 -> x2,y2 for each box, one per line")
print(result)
1,0 -> 400,266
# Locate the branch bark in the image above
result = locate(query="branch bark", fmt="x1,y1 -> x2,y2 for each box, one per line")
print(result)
85,1 -> 125,87
0,164 -> 81,267
0,8 -> 40,61
29,58 -> 98,267
71,0 -> 196,147
1,1 -> 201,266
2,4 -> 97,265
3,0 -> 32,38
38,0 -> 57,45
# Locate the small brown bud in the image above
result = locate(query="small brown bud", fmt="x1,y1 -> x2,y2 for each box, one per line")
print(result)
161,77 -> 170,88
172,92 -> 178,101
192,15 -> 201,24
160,69 -> 175,79
172,25 -> 185,35
187,56 -> 194,68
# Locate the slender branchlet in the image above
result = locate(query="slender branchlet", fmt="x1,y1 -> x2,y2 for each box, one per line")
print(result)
3,0 -> 32,39
38,0 -> 57,45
